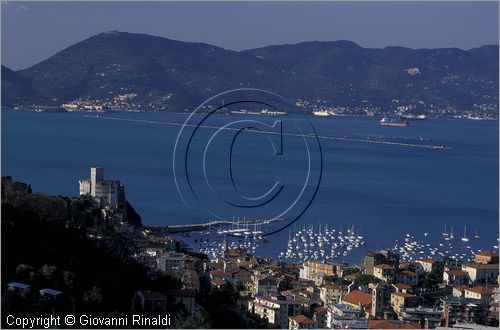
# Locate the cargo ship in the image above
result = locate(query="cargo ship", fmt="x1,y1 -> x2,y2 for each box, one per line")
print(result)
380,117 -> 409,127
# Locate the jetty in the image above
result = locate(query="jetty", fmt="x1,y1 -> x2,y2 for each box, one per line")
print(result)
147,218 -> 286,234
84,115 -> 452,150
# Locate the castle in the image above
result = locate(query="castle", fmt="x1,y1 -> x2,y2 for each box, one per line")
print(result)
79,167 -> 126,207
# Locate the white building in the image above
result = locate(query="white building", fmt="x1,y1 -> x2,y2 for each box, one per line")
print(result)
253,275 -> 278,297
415,258 -> 441,274
79,167 -> 126,207
461,263 -> 499,283
157,252 -> 196,274
464,286 -> 494,303
326,305 -> 368,329
249,295 -> 300,329
443,269 -> 467,286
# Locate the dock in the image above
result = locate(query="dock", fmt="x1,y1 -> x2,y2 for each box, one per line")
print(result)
147,218 -> 286,234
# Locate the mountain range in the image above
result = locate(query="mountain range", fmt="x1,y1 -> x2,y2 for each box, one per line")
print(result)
2,31 -> 498,114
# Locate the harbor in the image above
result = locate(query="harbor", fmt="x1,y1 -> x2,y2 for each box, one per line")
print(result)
148,217 -> 285,234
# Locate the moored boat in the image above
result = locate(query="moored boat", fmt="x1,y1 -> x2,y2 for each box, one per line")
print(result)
380,117 -> 409,127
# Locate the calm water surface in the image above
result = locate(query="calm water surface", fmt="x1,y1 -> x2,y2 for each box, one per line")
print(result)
2,109 -> 498,263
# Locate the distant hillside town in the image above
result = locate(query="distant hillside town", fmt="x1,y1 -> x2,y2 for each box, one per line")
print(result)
2,31 -> 498,120
2,171 -> 499,329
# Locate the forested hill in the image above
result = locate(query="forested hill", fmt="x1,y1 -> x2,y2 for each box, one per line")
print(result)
3,31 -> 498,115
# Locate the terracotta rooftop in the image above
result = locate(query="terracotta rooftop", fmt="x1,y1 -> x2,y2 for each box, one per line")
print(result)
466,286 -> 493,295
416,258 -> 435,263
342,290 -> 372,309
368,320 -> 420,329
228,249 -> 245,257
392,292 -> 416,298
210,269 -> 231,277
445,269 -> 466,276
475,251 -> 498,257
237,257 -> 259,267
256,275 -> 277,283
393,283 -> 412,289
375,264 -> 395,270
291,315 -> 314,325
464,263 -> 499,269
323,284 -> 348,290
280,289 -> 297,296
298,289 -> 314,298
314,306 -> 328,315
234,270 -> 252,279
454,285 -> 468,292
211,278 -> 226,286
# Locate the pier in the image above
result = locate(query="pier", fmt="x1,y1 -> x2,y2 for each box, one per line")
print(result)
83,115 -> 452,150
148,218 -> 285,234
163,220 -> 231,233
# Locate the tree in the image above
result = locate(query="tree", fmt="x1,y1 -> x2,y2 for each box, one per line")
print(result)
236,281 -> 246,293
324,275 -> 337,284
343,268 -> 361,276
39,264 -> 57,281
83,286 -> 103,304
176,310 -> 211,328
15,264 -> 36,281
354,275 -> 381,286
62,271 -> 75,291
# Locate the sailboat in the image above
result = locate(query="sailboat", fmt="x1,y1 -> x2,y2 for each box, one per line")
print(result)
449,226 -> 454,240
461,226 -> 470,242
474,228 -> 480,239
442,225 -> 449,239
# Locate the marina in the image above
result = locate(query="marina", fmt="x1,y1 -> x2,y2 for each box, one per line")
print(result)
3,110 -> 497,265
392,227 -> 499,263
279,224 -> 366,262
174,221 -> 499,265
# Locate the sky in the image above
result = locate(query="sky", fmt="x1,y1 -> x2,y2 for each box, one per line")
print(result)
2,1 -> 499,70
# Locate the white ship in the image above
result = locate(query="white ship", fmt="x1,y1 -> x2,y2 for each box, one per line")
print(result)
313,110 -> 332,117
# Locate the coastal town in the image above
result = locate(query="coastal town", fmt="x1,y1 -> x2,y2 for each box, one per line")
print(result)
133,232 -> 500,329
3,2 -> 499,329
11,90 -> 498,121
40,96 -> 498,120
4,168 -> 498,329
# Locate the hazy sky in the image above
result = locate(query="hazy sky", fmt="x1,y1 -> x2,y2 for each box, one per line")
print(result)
2,1 -> 499,70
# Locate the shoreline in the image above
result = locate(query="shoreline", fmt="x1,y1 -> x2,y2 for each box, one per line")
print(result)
4,106 -> 498,121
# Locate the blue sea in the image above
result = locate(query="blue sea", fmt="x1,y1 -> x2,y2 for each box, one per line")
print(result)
2,108 -> 498,264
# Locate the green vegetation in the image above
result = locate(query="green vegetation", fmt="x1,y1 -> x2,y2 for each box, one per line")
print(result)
196,282 -> 247,328
354,275 -> 382,286
3,31 -> 498,115
342,267 -> 361,276
1,176 -> 182,326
